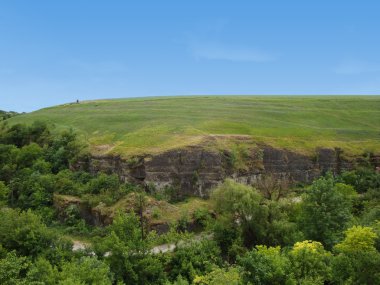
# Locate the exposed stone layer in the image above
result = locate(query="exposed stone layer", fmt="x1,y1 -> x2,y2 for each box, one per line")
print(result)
82,145 -> 378,198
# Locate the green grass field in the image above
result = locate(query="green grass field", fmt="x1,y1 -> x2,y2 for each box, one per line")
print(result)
7,96 -> 380,156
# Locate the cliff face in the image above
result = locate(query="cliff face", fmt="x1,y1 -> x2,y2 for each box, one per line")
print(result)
83,145 -> 375,198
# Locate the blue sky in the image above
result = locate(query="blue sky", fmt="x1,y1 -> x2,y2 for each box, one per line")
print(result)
1,1 -> 380,112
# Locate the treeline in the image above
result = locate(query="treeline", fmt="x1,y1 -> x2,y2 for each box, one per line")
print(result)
0,122 -> 380,284
0,110 -> 19,121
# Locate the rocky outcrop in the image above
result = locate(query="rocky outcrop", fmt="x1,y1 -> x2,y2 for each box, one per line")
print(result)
79,144 -> 378,199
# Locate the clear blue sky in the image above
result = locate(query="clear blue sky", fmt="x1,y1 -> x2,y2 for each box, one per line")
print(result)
1,1 -> 380,112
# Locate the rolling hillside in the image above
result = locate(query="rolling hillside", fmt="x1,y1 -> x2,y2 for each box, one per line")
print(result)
7,96 -> 380,156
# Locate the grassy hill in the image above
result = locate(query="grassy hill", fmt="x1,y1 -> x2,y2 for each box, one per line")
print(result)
7,96 -> 380,156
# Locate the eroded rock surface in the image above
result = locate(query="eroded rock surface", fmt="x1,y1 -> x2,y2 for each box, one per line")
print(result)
80,144 -> 376,199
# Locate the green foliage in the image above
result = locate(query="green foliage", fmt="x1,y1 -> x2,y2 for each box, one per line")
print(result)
332,226 -> 380,284
0,208 -> 72,259
0,121 -> 51,148
0,110 -> 18,121
193,208 -> 211,228
338,168 -> 380,193
0,123 -> 87,210
212,179 -> 300,248
26,257 -> 58,285
0,251 -> 30,285
175,210 -> 190,232
300,174 -> 353,248
9,172 -> 55,210
87,173 -> 120,195
288,240 -> 332,285
0,181 -> 10,206
211,179 -> 269,246
0,120 -> 380,284
59,257 -> 113,285
0,208 -> 54,257
16,143 -> 43,169
335,226 -> 377,253
166,275 -> 189,285
167,240 -> 222,283
95,211 -> 165,284
212,215 -> 244,261
54,170 -> 87,196
193,266 -> 242,285
238,245 -> 290,285
228,143 -> 250,171
264,199 -> 302,247
46,129 -> 85,173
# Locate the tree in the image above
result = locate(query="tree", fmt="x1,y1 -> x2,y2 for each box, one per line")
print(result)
211,179 -> 268,247
26,258 -> 57,285
46,129 -> 85,173
193,266 -> 242,285
167,240 -> 222,283
338,168 -> 380,194
97,212 -> 165,285
238,245 -> 289,285
0,124 -> 28,147
332,226 -> 380,284
257,174 -> 290,201
300,174 -> 352,248
87,173 -> 120,195
59,257 -> 113,285
0,181 -> 10,206
0,251 -> 30,285
0,208 -> 71,258
9,172 -> 55,210
288,240 -> 331,285
16,143 -> 43,169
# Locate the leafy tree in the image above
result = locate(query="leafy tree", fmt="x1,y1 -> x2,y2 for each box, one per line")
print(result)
0,251 -> 30,285
166,275 -> 189,285
167,240 -> 222,283
0,208 -> 72,259
16,143 -> 43,169
334,183 -> 358,200
238,245 -> 289,285
59,257 -> 113,285
87,173 -> 120,195
27,121 -> 51,146
300,174 -> 352,248
193,266 -> 242,285
338,168 -> 380,194
0,181 -> 10,206
335,225 -> 377,253
0,110 -> 18,121
211,179 -> 268,246
26,257 -> 57,285
46,129 -> 84,173
0,121 -> 51,148
96,212 -> 165,285
212,215 -> 244,261
212,179 -> 299,248
0,124 -> 29,147
54,170 -> 86,196
264,199 -> 302,247
288,240 -> 331,285
332,226 -> 380,284
9,172 -> 55,210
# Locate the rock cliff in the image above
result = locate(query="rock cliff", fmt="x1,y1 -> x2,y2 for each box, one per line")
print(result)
80,143 -> 377,199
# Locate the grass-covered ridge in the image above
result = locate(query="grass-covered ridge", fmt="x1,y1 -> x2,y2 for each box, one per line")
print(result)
8,96 -> 380,156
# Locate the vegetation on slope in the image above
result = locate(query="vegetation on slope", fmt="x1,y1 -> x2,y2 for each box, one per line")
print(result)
1,122 -> 380,284
7,96 -> 380,156
0,110 -> 19,120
